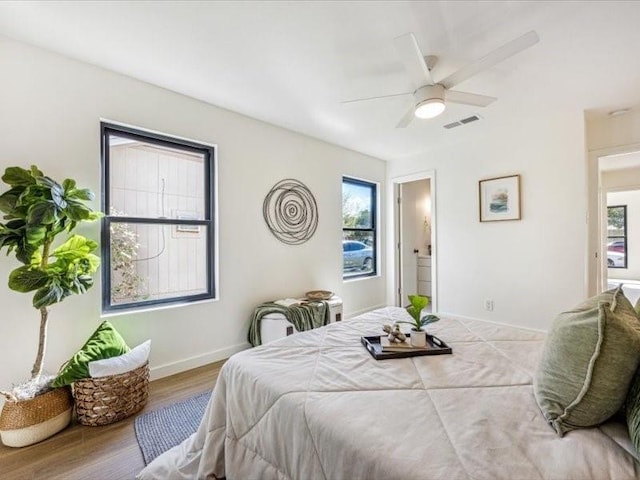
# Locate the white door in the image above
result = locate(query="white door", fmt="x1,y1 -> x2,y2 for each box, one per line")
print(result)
393,171 -> 437,311
399,183 -> 418,305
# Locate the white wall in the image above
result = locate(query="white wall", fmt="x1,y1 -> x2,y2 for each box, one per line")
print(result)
0,37 -> 386,390
387,108 -> 586,331
601,168 -> 640,190
587,112 -> 640,152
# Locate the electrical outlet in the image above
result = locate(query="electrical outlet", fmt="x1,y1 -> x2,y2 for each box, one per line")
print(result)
484,299 -> 494,312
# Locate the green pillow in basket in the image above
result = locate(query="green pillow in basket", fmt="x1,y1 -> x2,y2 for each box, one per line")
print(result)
52,320 -> 130,388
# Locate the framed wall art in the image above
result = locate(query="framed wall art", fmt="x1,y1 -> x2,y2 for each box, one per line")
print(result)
263,178 -> 318,245
479,174 -> 521,222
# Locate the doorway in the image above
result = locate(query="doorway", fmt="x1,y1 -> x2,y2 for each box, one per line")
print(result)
392,171 -> 436,310
597,151 -> 640,303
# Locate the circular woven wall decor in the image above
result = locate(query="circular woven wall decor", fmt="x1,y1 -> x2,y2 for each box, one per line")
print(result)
263,178 -> 318,245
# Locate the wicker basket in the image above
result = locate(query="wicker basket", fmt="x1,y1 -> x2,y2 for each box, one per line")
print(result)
0,386 -> 73,447
73,362 -> 149,426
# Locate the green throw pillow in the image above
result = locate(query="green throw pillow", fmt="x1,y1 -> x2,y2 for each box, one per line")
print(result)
52,321 -> 130,388
534,286 -> 640,436
625,366 -> 640,453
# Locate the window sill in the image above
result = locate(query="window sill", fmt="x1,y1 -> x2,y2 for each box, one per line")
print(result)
343,273 -> 380,284
101,297 -> 219,318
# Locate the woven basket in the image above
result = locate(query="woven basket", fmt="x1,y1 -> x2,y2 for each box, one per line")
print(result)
73,362 -> 149,426
0,386 -> 73,447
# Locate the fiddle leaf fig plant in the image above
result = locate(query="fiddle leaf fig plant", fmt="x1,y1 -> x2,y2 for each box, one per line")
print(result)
396,294 -> 440,331
0,166 -> 101,399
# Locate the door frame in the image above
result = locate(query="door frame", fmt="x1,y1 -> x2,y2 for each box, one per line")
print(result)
600,184 -> 640,290
391,170 -> 437,310
587,143 -> 640,295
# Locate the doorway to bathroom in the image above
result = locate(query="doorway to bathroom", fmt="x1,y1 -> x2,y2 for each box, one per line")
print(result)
393,171 -> 436,311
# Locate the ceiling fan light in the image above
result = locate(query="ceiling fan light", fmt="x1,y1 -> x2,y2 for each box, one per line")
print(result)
414,98 -> 446,119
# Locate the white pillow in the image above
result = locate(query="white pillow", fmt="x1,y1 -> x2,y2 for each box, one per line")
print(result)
88,340 -> 151,378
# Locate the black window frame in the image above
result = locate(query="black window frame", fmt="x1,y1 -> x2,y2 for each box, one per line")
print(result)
342,176 -> 377,280
101,122 -> 216,313
607,204 -> 628,270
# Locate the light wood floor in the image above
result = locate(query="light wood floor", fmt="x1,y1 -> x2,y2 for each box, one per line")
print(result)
0,360 -> 225,480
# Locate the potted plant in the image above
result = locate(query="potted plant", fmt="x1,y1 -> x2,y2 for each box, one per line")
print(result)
396,294 -> 439,347
0,165 -> 100,447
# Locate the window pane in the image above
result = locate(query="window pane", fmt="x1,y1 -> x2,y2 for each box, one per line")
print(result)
110,222 -> 208,305
607,237 -> 627,268
342,231 -> 374,278
607,206 -> 626,234
607,205 -> 627,269
108,134 -> 207,221
343,181 -> 373,228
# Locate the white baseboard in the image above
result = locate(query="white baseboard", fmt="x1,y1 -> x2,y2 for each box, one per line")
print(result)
345,303 -> 388,320
150,342 -> 250,381
438,311 -> 547,334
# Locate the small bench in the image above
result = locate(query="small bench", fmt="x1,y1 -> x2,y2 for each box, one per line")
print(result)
255,296 -> 343,345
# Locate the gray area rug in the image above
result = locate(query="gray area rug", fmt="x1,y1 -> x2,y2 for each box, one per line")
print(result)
135,390 -> 211,465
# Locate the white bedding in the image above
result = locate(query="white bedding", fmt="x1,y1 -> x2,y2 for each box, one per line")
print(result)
138,307 -> 640,479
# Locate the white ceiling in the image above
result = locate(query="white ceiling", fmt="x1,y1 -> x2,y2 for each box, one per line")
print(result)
1,1 -> 640,162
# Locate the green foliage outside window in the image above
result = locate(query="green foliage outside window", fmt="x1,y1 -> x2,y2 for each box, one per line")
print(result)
109,208 -> 145,304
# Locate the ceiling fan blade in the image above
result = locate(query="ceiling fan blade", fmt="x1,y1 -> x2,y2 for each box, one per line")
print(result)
394,32 -> 434,88
396,106 -> 415,128
440,30 -> 539,89
341,91 -> 412,104
446,90 -> 496,107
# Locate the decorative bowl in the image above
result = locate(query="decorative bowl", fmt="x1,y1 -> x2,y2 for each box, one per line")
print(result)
305,290 -> 334,301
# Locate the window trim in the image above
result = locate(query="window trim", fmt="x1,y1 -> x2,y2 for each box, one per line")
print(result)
342,176 -> 377,280
100,122 -> 216,313
607,204 -> 628,270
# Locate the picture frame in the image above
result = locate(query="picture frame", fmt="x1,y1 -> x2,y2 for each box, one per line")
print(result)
479,174 -> 521,222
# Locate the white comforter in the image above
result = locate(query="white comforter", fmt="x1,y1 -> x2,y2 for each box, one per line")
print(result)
138,307 -> 640,479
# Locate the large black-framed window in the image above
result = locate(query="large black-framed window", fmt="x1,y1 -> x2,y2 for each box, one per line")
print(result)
342,177 -> 377,279
101,122 -> 216,312
607,205 -> 627,269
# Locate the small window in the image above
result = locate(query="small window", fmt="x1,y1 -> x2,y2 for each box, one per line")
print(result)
607,205 -> 627,269
101,123 -> 216,312
342,177 -> 377,279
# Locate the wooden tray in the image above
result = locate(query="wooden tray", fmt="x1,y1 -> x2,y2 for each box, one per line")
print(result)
361,334 -> 452,360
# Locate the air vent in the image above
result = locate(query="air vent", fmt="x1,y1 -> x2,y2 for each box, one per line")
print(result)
460,115 -> 480,124
443,114 -> 482,129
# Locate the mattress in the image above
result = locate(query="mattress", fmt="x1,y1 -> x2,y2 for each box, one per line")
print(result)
137,307 -> 640,479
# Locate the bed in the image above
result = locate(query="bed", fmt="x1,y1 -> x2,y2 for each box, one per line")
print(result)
137,307 -> 640,479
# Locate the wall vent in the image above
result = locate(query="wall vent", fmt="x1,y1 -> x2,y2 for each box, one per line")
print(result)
443,114 -> 482,129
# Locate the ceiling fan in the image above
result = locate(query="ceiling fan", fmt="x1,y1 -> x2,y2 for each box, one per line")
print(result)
343,30 -> 539,128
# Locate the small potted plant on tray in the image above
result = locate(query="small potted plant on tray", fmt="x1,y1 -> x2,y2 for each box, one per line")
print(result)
395,294 -> 439,347
0,166 -> 100,447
